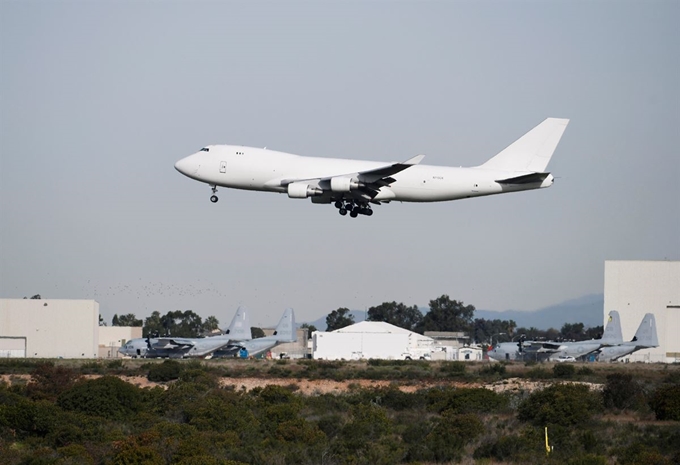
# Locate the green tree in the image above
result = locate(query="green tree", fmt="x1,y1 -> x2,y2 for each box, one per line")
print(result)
201,316 -> 220,334
143,311 -> 164,337
367,301 -> 422,331
326,307 -> 354,331
649,384 -> 680,421
300,323 -> 317,338
473,318 -> 517,344
114,313 -> 143,327
561,322 -> 585,340
161,310 -> 204,337
415,295 -> 475,334
251,327 -> 265,338
57,376 -> 142,420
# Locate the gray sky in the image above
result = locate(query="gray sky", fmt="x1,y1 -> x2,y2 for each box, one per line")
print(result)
1,1 -> 678,328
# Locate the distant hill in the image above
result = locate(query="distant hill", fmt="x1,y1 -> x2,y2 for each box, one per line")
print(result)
474,294 -> 605,329
302,294 -> 604,331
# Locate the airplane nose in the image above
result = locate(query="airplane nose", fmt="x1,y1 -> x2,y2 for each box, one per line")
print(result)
174,156 -> 191,175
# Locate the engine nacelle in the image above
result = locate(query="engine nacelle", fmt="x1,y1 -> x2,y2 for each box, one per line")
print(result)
287,183 -> 322,199
330,176 -> 360,192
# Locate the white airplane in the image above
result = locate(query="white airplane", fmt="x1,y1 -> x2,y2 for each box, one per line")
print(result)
175,118 -> 569,217
597,313 -> 659,362
213,308 -> 297,358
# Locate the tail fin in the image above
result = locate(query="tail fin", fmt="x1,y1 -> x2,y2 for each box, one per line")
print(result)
480,118 -> 569,172
631,313 -> 659,348
600,310 -> 624,345
224,306 -> 252,341
272,308 -> 297,342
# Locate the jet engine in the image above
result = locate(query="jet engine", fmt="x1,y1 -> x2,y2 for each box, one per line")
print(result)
330,176 -> 360,192
287,183 -> 322,199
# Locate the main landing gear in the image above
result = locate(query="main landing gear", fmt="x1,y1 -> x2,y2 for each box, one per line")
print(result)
209,185 -> 218,203
334,200 -> 373,218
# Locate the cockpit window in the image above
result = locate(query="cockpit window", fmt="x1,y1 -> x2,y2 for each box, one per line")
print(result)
200,147 -> 209,152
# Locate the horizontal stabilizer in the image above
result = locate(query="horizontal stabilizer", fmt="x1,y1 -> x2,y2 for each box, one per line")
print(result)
496,172 -> 551,185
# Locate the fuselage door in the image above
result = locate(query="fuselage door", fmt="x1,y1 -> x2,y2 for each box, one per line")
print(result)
220,161 -> 227,173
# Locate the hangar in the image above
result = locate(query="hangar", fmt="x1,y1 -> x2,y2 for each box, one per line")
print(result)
0,299 -> 99,358
604,260 -> 680,363
311,321 -> 454,360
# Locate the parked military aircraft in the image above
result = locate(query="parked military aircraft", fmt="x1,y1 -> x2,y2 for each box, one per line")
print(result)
488,311 -> 622,362
175,118 -> 569,217
118,306 -> 252,358
213,308 -> 296,358
596,313 -> 658,362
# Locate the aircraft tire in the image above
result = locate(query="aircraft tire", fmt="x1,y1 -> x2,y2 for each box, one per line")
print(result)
350,211 -> 358,218
339,208 -> 347,216
210,195 -> 218,203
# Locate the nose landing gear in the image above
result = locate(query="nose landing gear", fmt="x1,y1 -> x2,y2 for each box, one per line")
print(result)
209,185 -> 218,203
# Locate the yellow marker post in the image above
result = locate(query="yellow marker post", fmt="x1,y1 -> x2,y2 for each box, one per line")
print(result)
545,426 -> 552,456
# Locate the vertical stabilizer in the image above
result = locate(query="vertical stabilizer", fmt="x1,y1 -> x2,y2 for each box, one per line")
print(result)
600,310 -> 624,345
224,306 -> 252,341
632,313 -> 659,348
272,308 -> 297,342
480,118 -> 569,172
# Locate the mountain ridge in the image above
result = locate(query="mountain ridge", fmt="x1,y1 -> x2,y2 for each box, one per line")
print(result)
303,293 -> 605,331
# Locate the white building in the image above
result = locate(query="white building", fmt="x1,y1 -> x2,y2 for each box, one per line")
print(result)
0,299 -> 99,358
312,321 -> 440,360
604,260 -> 680,363
98,325 -> 142,358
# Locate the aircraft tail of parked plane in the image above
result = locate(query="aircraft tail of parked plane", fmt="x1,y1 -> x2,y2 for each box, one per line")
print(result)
224,306 -> 252,341
271,307 -> 296,342
631,313 -> 658,348
600,310 -> 624,345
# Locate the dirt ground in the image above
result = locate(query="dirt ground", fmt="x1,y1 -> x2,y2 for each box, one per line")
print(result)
1,373 -> 601,395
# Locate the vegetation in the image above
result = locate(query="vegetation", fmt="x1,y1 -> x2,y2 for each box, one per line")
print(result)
143,310 -> 220,337
325,307 -> 355,331
0,359 -> 677,464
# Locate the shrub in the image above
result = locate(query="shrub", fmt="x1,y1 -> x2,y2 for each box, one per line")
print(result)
553,363 -> 576,378
25,363 -> 81,401
425,412 -> 484,462
480,363 -> 506,376
148,360 -> 183,382
440,361 -> 466,376
518,383 -> 603,426
602,373 -> 645,410
567,454 -> 607,465
649,384 -> 680,421
525,366 -> 551,379
57,376 -> 142,420
427,387 -> 508,414
577,366 -> 594,376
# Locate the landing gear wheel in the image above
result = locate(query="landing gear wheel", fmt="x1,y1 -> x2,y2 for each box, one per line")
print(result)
210,195 -> 218,203
365,209 -> 373,216
350,210 -> 358,218
334,201 -> 343,209
339,208 -> 347,216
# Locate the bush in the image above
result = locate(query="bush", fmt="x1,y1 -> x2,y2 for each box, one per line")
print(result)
427,387 -> 508,414
440,361 -> 466,376
57,376 -> 142,420
25,363 -> 81,401
553,363 -> 576,378
148,360 -> 183,382
479,363 -> 506,376
425,412 -> 484,462
577,366 -> 594,376
525,367 -> 551,379
649,384 -> 680,421
602,373 -> 645,410
518,383 -> 603,426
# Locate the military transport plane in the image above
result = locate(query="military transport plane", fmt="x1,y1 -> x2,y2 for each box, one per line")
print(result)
213,308 -> 296,358
596,313 -> 658,362
119,306 -> 252,359
489,311 -> 623,362
175,118 -> 569,217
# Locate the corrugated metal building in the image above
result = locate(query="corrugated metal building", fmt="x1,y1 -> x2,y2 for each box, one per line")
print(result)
604,260 -> 680,363
0,299 -> 99,358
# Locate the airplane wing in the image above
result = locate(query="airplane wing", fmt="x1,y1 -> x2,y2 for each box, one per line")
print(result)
523,342 -> 565,353
281,154 -> 425,200
151,337 -> 196,349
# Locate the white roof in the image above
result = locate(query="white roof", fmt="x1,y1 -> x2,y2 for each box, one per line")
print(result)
334,321 -> 433,342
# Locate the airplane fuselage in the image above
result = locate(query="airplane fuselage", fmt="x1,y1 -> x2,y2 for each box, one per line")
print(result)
175,145 -> 554,203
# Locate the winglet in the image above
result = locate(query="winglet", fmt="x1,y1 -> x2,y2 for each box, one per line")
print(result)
403,154 -> 425,165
